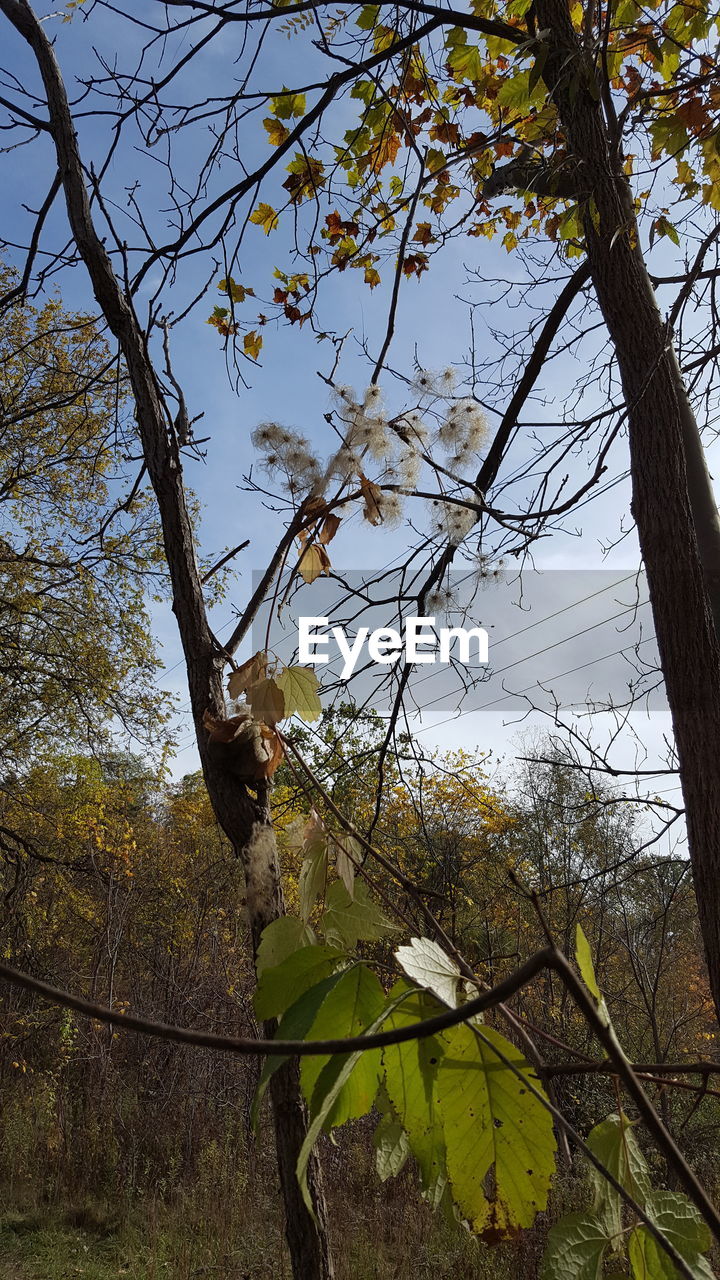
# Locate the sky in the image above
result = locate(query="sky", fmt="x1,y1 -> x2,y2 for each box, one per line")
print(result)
1,0 -> 707,825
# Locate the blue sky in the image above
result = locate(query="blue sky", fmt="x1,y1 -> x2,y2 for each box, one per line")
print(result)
1,0 -> 702,819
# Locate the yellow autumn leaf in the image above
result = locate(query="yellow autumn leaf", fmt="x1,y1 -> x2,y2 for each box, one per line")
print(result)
263,117 -> 290,147
297,543 -> 331,584
244,330 -> 263,361
218,276 -> 253,303
249,202 -> 279,234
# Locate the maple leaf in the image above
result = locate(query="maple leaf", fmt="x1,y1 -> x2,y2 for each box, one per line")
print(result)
270,88 -> 307,120
368,129 -> 401,173
207,306 -> 237,337
258,725 -> 284,777
303,494 -> 330,520
228,652 -> 267,701
218,276 -> 254,303
412,222 -> 435,246
263,117 -> 290,147
429,117 -> 461,147
243,330 -> 263,360
283,154 -> 326,204
426,148 -> 447,173
677,96 -> 711,134
275,666 -> 322,722
365,266 -> 381,288
249,202 -> 279,234
402,254 -> 429,278
325,211 -> 361,244
356,4 -> 379,29
248,677 -> 286,727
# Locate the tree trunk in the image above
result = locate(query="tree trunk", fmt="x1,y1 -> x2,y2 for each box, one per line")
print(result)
534,0 -> 720,1021
0,3 -> 335,1273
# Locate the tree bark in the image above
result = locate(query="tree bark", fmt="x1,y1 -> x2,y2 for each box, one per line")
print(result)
533,0 -> 720,1021
0,2 -> 334,1273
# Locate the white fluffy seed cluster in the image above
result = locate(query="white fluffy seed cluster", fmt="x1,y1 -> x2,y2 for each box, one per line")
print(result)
426,585 -> 456,614
250,372 -> 487,541
330,384 -> 391,465
323,384 -> 423,520
410,369 -> 488,465
429,498 -> 478,545
251,422 -> 322,496
413,367 -> 457,397
436,398 -> 488,469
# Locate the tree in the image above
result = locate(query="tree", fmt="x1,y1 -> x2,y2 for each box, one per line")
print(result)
0,267 -> 164,771
4,0 -> 720,1273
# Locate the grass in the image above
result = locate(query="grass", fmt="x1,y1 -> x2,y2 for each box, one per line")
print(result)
0,1184 -> 529,1280
0,1200 -> 287,1280
0,1097 -> 550,1278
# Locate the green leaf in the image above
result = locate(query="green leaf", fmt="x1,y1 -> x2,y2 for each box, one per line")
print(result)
320,879 -> 398,948
496,68 -> 547,111
331,832 -> 360,895
528,41 -> 549,96
426,148 -> 447,173
253,944 -> 345,1020
587,1113 -> 652,1223
382,981 -> 448,1202
350,79 -> 376,105
436,1021 -> 556,1238
299,834 -> 328,923
256,915 -> 315,975
250,971 -> 344,1130
650,116 -> 689,163
541,1212 -> 610,1280
395,936 -> 461,1007
356,4 -> 379,28
444,24 -> 468,48
575,924 -> 602,1001
655,216 -> 681,247
275,665 -> 322,722
628,1192 -> 714,1280
270,87 -> 306,119
374,1108 -> 410,1181
447,40 -> 484,83
296,988 -> 410,1215
300,964 -> 385,1128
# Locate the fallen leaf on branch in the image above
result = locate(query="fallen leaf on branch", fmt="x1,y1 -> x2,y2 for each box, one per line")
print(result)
228,651 -> 267,701
297,542 -> 331,583
359,472 -> 384,525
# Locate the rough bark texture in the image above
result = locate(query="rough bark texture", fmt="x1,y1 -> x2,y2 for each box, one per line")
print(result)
0,3 -> 334,1274
533,0 -> 720,1019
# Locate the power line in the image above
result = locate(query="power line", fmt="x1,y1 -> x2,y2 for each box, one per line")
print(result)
412,632 -> 659,737
169,575 -> 651,757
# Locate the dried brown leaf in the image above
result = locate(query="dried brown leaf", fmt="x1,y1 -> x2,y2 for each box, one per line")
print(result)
248,677 -> 286,727
228,651 -> 267,701
359,472 -> 384,526
319,513 -> 341,545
